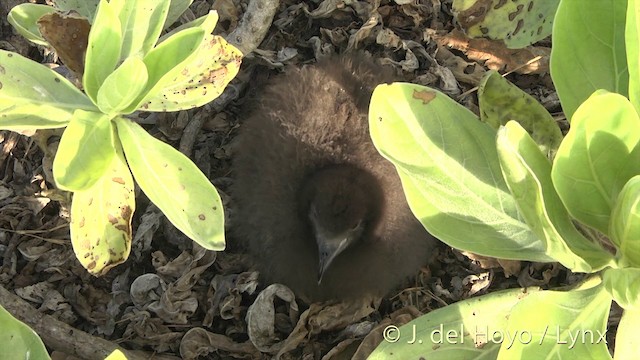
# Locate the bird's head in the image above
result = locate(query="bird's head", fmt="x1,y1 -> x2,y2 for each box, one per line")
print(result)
299,165 -> 381,284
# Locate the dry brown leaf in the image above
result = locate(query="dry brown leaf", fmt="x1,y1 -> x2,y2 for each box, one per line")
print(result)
247,284 -> 299,354
434,29 -> 550,75
179,327 -> 262,359
37,11 -> 90,75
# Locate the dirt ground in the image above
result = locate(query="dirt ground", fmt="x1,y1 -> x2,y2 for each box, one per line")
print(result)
0,0 -> 619,359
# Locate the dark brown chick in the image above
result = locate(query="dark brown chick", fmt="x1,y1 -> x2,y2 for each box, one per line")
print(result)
231,53 -> 436,302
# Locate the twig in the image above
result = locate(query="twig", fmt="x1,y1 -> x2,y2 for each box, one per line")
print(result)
0,285 -> 179,360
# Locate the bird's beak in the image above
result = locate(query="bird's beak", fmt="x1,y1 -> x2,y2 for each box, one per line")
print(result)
317,236 -> 350,284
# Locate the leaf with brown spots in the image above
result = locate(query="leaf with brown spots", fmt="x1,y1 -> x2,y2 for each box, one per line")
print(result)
452,0 -> 559,49
478,71 -> 561,159
37,11 -> 91,75
136,11 -> 242,112
70,141 -> 135,276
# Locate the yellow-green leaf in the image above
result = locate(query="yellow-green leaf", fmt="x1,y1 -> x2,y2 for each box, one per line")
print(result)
0,50 -> 95,130
615,308 -> 640,359
70,141 -> 134,276
479,71 -> 562,159
610,175 -> 640,266
552,91 -> 640,235
53,110 -> 116,191
114,117 -> 225,250
497,121 -> 613,272
96,55 -> 148,114
603,267 -> 640,310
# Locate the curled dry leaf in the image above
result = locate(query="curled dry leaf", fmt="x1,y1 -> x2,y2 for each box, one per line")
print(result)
132,204 -> 163,260
132,250 -> 216,324
461,250 -> 522,277
274,300 -> 379,359
206,271 -> 258,324
518,262 -> 562,287
246,284 -> 298,354
179,327 -> 262,360
121,309 -> 182,353
130,273 -> 166,308
352,306 -> 422,360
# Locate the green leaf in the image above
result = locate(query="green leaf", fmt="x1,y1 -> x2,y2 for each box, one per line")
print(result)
53,110 -> 115,191
7,3 -> 54,46
369,83 -> 553,263
137,27 -> 205,110
56,0 -> 99,22
497,283 -> 612,359
452,0 -> 558,49
628,0 -> 640,114
165,0 -> 194,29
479,71 -> 562,159
552,90 -> 640,235
369,287 -> 541,359
551,0 -> 628,121
497,121 -> 613,272
615,308 -> 640,359
70,141 -> 134,276
610,175 -> 640,266
83,0 -> 122,103
0,304 -> 50,360
114,117 -> 225,250
110,0 -> 171,58
0,50 -> 96,130
138,12 -> 243,112
97,55 -> 148,114
603,268 -> 640,310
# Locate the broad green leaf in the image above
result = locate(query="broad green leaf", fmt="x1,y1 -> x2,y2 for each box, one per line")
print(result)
370,287 -> 541,359
479,71 -> 562,159
452,0 -> 558,49
165,0 -> 194,29
551,0 -> 628,121
83,0 -> 122,103
497,121 -> 614,272
498,283 -> 612,359
628,0 -> 640,114
70,141 -> 134,276
56,0 -> 99,21
53,110 -> 115,191
0,50 -> 96,130
370,83 -> 553,263
552,91 -> 640,235
136,27 -> 204,110
603,268 -> 640,309
0,304 -> 50,360
615,308 -> 640,359
610,175 -> 640,266
7,4 -> 54,46
114,117 -> 225,250
110,0 -> 171,58
97,56 -> 148,114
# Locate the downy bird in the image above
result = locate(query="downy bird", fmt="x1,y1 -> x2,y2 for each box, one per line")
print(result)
231,53 -> 436,302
